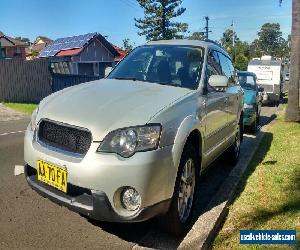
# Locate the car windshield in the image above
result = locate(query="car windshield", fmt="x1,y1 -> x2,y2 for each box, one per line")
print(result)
108,45 -> 204,90
238,74 -> 256,90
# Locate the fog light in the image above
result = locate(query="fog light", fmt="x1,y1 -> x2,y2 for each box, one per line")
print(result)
121,187 -> 141,211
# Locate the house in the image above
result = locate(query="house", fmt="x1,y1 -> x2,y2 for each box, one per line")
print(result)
39,32 -> 120,77
28,36 -> 53,59
113,45 -> 128,62
0,31 -> 29,59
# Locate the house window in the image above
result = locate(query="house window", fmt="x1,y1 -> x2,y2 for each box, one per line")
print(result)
13,47 -> 22,57
0,48 -> 6,58
15,47 -> 21,54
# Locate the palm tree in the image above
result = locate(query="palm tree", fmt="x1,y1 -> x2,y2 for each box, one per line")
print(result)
283,0 -> 300,122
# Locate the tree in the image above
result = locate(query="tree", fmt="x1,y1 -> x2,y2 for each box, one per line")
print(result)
276,37 -> 290,59
220,29 -> 239,50
220,30 -> 250,67
235,54 -> 249,70
135,0 -> 188,41
31,51 -> 39,57
250,38 -> 263,58
283,0 -> 300,122
188,31 -> 205,40
220,29 -> 241,64
122,38 -> 135,52
256,23 -> 283,56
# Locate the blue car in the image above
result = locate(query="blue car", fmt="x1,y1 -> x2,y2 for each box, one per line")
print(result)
238,71 -> 262,133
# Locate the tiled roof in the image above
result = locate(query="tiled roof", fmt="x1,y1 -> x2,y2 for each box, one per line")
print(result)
113,45 -> 128,61
56,48 -> 82,57
0,31 -> 28,46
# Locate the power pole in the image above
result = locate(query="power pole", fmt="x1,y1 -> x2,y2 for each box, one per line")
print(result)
231,20 -> 236,63
231,20 -> 235,47
205,16 -> 210,39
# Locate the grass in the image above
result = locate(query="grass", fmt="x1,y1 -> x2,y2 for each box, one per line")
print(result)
213,108 -> 300,249
3,103 -> 37,115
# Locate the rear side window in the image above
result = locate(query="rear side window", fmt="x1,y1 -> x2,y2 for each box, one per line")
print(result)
218,52 -> 236,85
205,50 -> 223,92
206,50 -> 222,77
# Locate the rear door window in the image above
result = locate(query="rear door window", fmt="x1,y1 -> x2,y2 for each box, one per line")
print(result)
206,50 -> 222,91
218,52 -> 236,85
206,50 -> 222,77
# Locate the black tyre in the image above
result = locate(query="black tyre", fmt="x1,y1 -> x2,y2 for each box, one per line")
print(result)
227,121 -> 241,165
257,111 -> 260,125
159,143 -> 199,236
249,114 -> 257,134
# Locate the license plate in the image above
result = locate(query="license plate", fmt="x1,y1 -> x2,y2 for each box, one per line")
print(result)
37,160 -> 67,193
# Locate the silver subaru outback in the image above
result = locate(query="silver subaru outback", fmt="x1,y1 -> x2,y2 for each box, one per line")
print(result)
24,40 -> 243,236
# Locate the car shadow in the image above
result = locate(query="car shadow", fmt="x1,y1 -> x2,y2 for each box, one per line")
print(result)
83,115 -> 276,249
259,114 -> 277,128
87,218 -> 157,244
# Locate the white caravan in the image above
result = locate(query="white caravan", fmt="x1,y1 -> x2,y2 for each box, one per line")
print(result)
248,56 -> 283,105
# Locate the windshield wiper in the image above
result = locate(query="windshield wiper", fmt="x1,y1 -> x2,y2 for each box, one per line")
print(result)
112,77 -> 137,81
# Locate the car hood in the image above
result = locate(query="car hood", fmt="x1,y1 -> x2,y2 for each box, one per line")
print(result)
243,88 -> 257,105
38,79 -> 192,141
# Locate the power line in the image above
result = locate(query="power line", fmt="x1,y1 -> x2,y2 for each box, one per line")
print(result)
128,0 -> 140,9
118,0 -> 140,11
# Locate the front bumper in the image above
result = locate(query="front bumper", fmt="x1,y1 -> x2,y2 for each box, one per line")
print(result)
25,165 -> 170,222
24,127 -> 175,222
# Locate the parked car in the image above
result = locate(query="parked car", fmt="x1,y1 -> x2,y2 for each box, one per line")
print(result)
24,40 -> 243,236
238,71 -> 262,133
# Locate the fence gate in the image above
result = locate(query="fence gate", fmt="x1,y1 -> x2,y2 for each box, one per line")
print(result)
51,73 -> 101,92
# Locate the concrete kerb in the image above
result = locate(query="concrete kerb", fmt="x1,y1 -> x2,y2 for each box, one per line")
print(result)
179,108 -> 279,250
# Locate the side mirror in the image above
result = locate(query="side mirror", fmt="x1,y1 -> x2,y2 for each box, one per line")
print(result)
105,67 -> 113,77
208,75 -> 229,88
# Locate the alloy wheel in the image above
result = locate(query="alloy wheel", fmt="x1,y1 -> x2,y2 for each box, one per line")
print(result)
178,158 -> 196,223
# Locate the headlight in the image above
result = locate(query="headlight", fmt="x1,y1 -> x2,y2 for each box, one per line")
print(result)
30,107 -> 39,131
243,103 -> 254,109
97,124 -> 161,157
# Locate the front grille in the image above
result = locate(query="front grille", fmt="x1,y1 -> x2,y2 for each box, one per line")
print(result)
38,120 -> 92,155
259,84 -> 273,93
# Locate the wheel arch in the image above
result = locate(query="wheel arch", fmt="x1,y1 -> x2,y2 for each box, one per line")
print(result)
171,116 -> 204,174
185,129 -> 203,167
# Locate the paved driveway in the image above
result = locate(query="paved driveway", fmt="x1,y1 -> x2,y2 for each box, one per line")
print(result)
0,106 -> 277,249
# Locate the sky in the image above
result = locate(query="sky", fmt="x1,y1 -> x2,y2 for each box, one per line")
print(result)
0,0 -> 292,47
